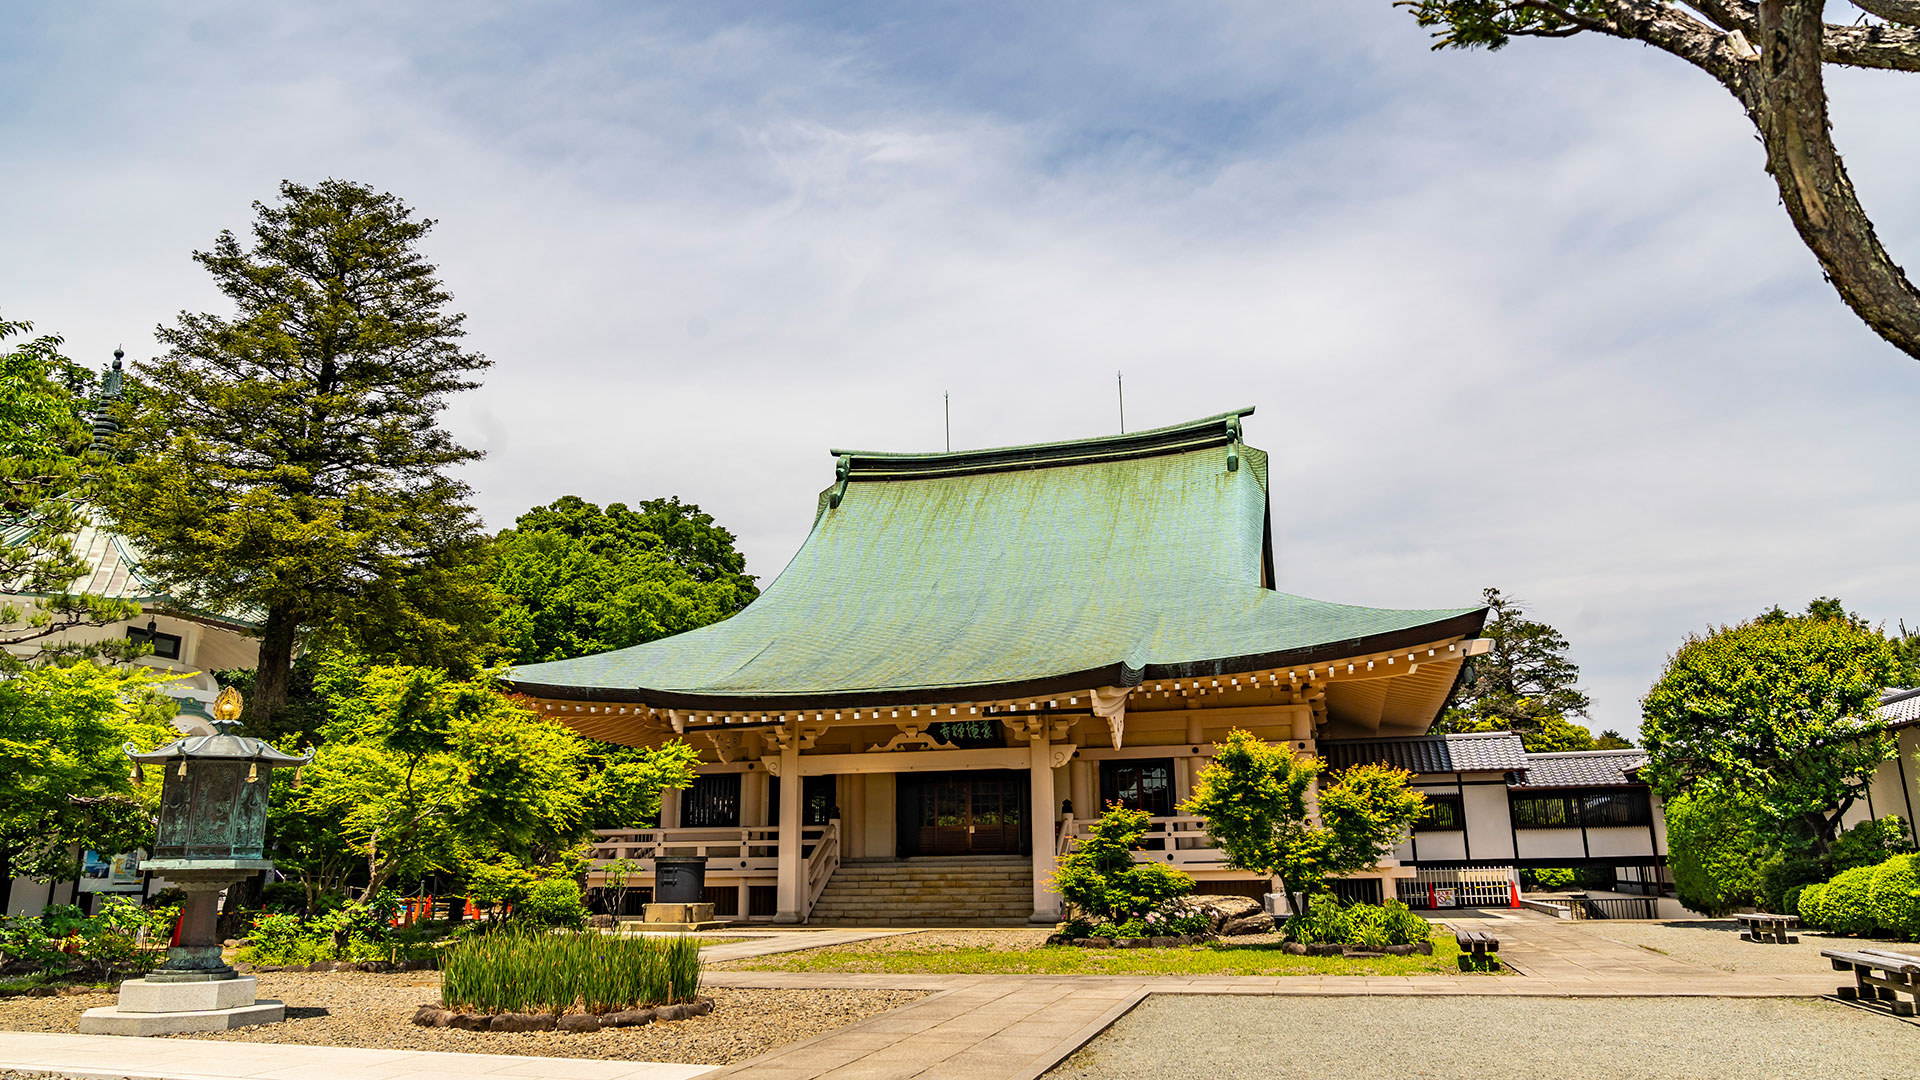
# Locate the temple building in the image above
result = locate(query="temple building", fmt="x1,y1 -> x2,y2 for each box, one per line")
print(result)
511,407 -> 1533,923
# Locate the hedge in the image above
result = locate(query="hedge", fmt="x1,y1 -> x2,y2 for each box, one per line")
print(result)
1796,882 -> 1828,929
1870,854 -> 1920,940
1823,865 -> 1879,937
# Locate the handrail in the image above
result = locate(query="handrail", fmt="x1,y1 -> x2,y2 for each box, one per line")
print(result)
587,825 -> 831,882
803,821 -> 840,919
1058,814 -> 1231,867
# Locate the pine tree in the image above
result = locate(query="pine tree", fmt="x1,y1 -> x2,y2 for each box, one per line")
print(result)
102,180 -> 493,724
1436,587 -> 1598,749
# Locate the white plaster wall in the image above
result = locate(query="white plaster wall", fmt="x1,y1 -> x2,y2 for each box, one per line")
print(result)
1514,828 -> 1587,861
1410,831 -> 1467,861
1462,783 -> 1516,861
1586,828 -> 1657,858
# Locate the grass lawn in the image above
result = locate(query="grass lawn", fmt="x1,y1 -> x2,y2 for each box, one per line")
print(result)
726,934 -> 1484,976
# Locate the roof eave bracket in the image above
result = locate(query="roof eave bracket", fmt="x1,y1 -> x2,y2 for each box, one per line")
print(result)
829,454 -> 852,509
1225,415 -> 1241,472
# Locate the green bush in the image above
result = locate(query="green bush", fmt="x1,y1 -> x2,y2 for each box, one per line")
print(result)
1050,806 -> 1194,926
517,879 -> 588,931
1281,896 -> 1432,947
1782,884 -> 1807,919
1797,882 -> 1829,928
1823,865 -> 1879,936
1529,868 -> 1577,891
1665,789 -> 1768,916
1756,844 -> 1825,914
1869,854 -> 1920,940
1831,816 -> 1913,875
0,899 -> 175,982
440,931 -> 700,1014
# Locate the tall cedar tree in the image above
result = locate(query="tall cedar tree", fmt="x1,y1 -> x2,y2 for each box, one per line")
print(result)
102,180 -> 492,725
0,318 -> 141,662
1398,0 -> 1920,363
1434,587 -> 1622,750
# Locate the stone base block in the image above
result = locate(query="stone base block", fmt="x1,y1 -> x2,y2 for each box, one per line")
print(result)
116,975 -> 258,1013
79,1000 -> 285,1036
643,903 -> 714,924
624,920 -> 725,933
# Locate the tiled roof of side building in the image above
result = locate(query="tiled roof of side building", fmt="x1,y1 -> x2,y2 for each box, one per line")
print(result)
0,504 -> 259,628
510,409 -> 1486,712
1318,731 -> 1529,774
1880,688 -> 1920,727
1509,749 -> 1652,789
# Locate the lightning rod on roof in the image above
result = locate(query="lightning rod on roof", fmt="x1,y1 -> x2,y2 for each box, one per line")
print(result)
1117,371 -> 1125,434
944,391 -> 951,452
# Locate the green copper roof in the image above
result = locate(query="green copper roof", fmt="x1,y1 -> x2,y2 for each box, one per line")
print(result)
510,409 -> 1483,708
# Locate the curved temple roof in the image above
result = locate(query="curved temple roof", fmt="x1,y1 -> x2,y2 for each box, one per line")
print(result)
510,409 -> 1485,709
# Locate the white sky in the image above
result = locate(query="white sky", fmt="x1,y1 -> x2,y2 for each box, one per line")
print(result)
5,2 -> 1916,736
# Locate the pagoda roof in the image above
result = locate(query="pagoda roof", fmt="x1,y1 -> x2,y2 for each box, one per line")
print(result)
510,408 -> 1485,710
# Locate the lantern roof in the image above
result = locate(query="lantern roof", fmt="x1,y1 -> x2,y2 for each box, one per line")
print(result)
126,730 -> 310,766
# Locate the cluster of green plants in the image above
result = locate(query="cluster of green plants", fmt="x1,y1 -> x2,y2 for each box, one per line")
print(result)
0,899 -> 178,987
237,890 -> 444,965
439,931 -> 700,1015
1051,806 -> 1197,938
1795,851 -> 1920,940
1282,896 -> 1433,949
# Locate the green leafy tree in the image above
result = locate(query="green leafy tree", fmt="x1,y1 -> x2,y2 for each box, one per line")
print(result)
1641,600 -> 1900,850
270,654 -> 697,907
1182,729 -> 1426,912
1,318 -> 142,662
1049,805 -> 1194,926
0,662 -> 175,908
1396,0 -> 1920,363
1436,587 -> 1611,751
100,180 -> 496,727
490,496 -> 758,663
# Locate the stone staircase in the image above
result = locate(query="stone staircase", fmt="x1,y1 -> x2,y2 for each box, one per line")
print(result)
806,855 -> 1035,926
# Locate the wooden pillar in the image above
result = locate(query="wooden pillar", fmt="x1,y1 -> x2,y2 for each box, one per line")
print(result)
846,774 -> 866,859
774,739 -> 804,923
1030,737 -> 1060,923
660,788 -> 681,830
743,768 -> 766,827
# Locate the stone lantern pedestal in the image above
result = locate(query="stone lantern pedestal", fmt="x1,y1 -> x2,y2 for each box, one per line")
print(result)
80,866 -> 286,1035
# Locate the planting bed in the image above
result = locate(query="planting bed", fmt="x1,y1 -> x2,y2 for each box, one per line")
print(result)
0,970 -> 926,1066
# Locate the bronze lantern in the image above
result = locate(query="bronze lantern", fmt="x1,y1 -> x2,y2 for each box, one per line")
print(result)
126,688 -> 309,982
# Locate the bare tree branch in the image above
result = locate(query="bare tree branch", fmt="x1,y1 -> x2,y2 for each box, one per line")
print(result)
1680,0 -> 1759,32
1823,20 -> 1920,70
1850,0 -> 1920,27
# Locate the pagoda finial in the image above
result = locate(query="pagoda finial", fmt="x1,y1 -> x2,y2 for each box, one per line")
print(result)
89,349 -> 126,454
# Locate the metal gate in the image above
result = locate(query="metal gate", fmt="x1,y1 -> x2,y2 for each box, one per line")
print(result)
1396,867 -> 1518,909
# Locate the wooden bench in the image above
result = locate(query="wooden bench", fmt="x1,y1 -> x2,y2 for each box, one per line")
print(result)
1455,929 -> 1501,972
1822,948 -> 1920,1016
1735,912 -> 1799,944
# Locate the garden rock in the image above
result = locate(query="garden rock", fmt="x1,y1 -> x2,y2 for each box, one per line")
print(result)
1166,894 -> 1264,934
412,1005 -> 444,1027
1283,941 -> 1308,955
603,1008 -> 656,1027
1385,944 -> 1414,956
589,914 -> 617,929
1220,913 -> 1277,936
556,1013 -> 602,1033
654,999 -> 713,1021
446,1012 -> 488,1030
1306,943 -> 1343,957
490,1012 -> 551,1032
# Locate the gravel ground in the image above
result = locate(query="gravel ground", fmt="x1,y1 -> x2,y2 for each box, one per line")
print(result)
1561,919 -> 1914,974
1048,996 -> 1920,1080
0,972 -> 923,1066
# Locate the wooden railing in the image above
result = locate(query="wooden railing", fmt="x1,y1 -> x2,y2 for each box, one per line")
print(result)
804,822 -> 839,916
1056,815 -> 1233,869
586,823 -> 841,921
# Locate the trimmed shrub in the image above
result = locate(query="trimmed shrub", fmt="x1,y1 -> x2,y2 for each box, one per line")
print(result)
518,879 -> 588,931
1797,882 -> 1829,929
1823,865 -> 1879,936
1869,854 -> 1920,940
1664,789 -> 1768,916
1783,884 -> 1807,920
440,931 -> 700,1015
1529,868 -> 1577,891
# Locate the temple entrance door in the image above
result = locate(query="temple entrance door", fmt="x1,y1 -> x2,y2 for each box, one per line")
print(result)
896,770 -> 1028,857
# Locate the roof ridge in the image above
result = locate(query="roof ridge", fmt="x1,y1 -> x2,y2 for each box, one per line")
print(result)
1524,749 -> 1647,758
827,407 -> 1256,481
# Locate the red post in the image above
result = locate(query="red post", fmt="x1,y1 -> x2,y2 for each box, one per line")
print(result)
1429,883 -> 1438,909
